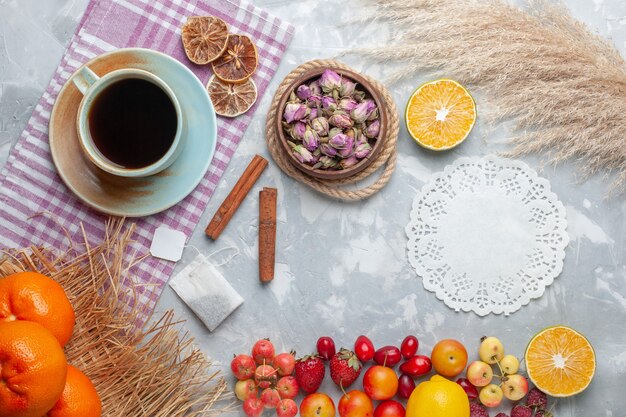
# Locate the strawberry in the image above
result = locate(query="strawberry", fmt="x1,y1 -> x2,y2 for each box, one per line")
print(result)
294,354 -> 325,394
329,348 -> 362,388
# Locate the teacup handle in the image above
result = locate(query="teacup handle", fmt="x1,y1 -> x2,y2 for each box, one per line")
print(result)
72,66 -> 100,95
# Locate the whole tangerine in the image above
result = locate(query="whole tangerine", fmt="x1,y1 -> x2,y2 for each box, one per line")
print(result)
0,271 -> 76,346
0,320 -> 68,417
46,365 -> 102,417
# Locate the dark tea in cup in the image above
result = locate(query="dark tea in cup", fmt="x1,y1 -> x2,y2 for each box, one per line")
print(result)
88,78 -> 178,169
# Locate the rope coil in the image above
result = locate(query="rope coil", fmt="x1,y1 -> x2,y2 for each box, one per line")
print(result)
265,59 -> 399,201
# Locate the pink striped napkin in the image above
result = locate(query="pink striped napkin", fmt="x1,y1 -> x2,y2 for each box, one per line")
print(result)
0,0 -> 293,318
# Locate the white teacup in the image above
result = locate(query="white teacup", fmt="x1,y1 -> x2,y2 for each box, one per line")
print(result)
73,66 -> 184,177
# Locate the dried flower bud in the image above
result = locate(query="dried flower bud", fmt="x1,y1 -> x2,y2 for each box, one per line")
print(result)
291,121 -> 306,141
355,136 -> 372,159
309,80 -> 322,96
340,79 -> 357,97
291,143 -> 315,164
284,103 -> 309,123
367,107 -> 379,121
322,96 -> 337,111
309,108 -> 318,120
329,133 -> 354,158
329,113 -> 354,129
320,143 -> 338,157
314,155 -> 338,170
351,100 -> 376,124
302,127 -> 320,152
365,119 -> 380,138
340,155 -> 359,169
320,69 -> 342,94
289,91 -> 299,103
307,95 -> 322,107
353,90 -> 366,102
339,97 -> 358,112
296,84 -> 311,100
311,117 -> 330,137
328,127 -> 343,138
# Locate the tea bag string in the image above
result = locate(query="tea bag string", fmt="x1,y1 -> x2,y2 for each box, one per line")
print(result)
184,244 -> 239,267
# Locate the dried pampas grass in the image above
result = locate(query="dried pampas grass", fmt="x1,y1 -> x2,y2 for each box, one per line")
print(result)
357,0 -> 626,193
0,218 -> 229,417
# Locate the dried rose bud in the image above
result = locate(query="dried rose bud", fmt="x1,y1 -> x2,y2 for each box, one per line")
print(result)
340,155 -> 359,169
291,121 -> 306,141
289,91 -> 300,103
302,127 -> 320,152
329,113 -> 354,129
309,80 -> 321,96
307,95 -> 322,107
340,79 -> 356,97
365,119 -> 380,138
320,69 -> 342,94
329,133 -> 354,155
367,107 -> 379,121
320,143 -> 338,157
291,143 -> 315,164
296,84 -> 311,100
311,117 -> 330,137
353,90 -> 366,102
351,100 -> 376,124
329,127 -> 343,138
322,96 -> 337,111
309,108 -> 318,120
355,137 -> 372,159
339,97 -> 358,112
284,103 -> 309,123
314,155 -> 338,170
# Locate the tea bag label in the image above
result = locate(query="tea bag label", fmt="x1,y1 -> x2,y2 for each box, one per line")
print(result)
150,226 -> 186,262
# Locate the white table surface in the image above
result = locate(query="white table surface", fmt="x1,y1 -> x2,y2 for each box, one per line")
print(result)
1,1 -> 625,415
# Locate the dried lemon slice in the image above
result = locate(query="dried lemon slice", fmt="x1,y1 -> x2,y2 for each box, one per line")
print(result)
212,34 -> 258,84
405,79 -> 476,150
181,16 -> 229,65
207,75 -> 257,118
525,326 -> 596,397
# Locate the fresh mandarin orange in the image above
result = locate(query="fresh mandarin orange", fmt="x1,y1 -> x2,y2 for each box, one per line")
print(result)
0,271 -> 75,346
46,365 -> 102,417
0,320 -> 68,417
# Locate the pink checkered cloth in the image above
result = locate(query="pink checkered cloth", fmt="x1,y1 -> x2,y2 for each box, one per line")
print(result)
0,0 -> 293,318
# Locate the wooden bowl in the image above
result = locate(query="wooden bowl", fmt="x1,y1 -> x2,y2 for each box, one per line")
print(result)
275,67 -> 387,180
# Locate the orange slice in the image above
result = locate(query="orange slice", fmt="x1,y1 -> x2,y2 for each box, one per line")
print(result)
405,79 -> 476,150
181,16 -> 229,65
207,75 -> 257,117
525,326 -> 596,397
212,34 -> 258,84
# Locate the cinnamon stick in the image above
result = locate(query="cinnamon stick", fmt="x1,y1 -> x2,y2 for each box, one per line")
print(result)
259,187 -> 277,283
205,155 -> 268,240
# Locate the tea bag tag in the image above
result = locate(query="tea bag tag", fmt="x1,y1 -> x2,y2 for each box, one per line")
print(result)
150,226 -> 186,262
169,254 -> 243,332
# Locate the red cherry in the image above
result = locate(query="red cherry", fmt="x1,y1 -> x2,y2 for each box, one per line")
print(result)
399,355 -> 431,377
397,374 -> 416,399
374,400 -> 405,417
400,336 -> 419,359
316,336 -> 336,361
456,378 -> 479,400
374,346 -> 402,367
354,335 -> 375,362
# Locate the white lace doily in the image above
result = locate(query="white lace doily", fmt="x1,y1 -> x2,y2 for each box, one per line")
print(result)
405,155 -> 568,316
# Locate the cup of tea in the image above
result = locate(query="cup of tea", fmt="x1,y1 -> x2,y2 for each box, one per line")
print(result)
73,65 -> 183,177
